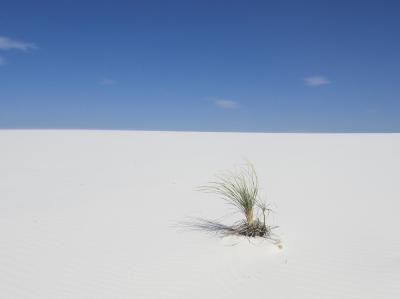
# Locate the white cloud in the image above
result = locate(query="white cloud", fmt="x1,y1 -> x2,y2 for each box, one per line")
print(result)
0,36 -> 36,51
304,75 -> 331,86
214,99 -> 240,109
101,78 -> 116,85
0,56 -> 5,65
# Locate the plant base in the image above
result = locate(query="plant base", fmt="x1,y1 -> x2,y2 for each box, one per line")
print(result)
233,220 -> 272,238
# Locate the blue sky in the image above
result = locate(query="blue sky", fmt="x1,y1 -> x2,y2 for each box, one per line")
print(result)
1,0 -> 399,132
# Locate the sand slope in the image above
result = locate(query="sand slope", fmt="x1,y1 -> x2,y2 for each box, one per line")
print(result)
1,130 -> 399,298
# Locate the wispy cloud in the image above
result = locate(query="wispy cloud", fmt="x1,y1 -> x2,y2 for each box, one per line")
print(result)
0,36 -> 36,65
214,99 -> 240,109
0,36 -> 36,51
100,78 -> 116,85
304,75 -> 331,86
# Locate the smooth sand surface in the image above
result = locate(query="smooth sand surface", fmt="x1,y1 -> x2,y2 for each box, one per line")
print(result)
1,130 -> 399,298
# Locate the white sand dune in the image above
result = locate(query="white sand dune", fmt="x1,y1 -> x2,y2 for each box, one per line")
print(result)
1,130 -> 399,298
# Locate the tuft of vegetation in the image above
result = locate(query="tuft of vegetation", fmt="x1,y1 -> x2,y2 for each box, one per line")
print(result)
191,163 -> 279,241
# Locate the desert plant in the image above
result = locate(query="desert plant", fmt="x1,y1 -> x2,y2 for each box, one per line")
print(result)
196,162 -> 278,239
199,163 -> 259,225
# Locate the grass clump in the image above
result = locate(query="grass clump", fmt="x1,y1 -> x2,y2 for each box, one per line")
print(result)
193,163 -> 278,240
